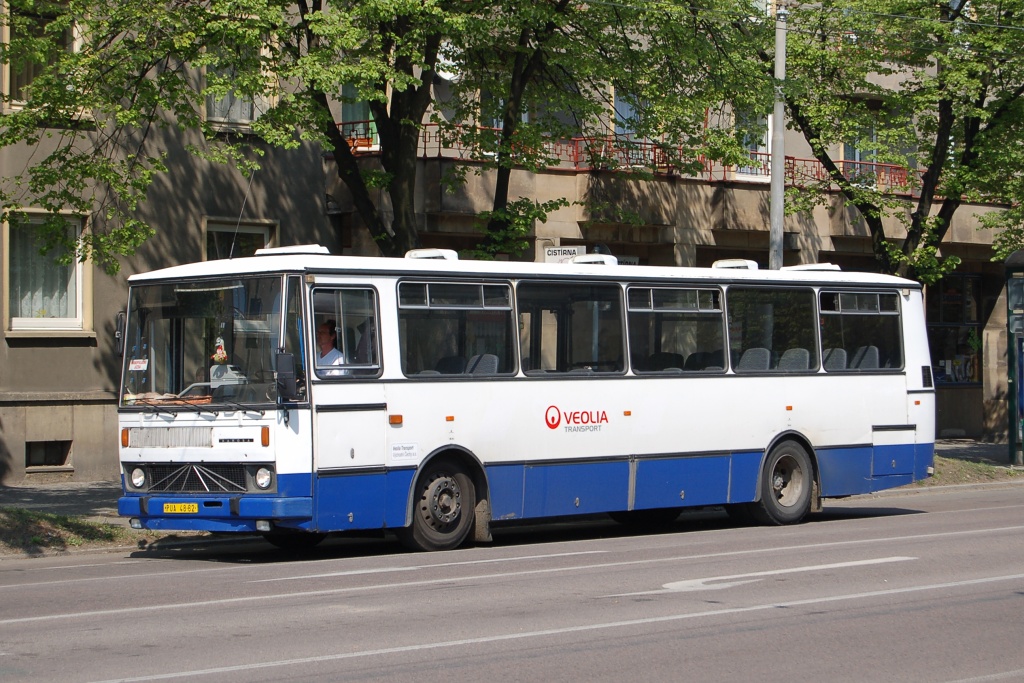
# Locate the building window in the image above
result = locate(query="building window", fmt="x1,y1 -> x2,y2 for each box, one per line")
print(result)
205,220 -> 272,260
926,274 -> 981,384
206,64 -> 268,127
7,214 -> 84,330
26,440 -> 71,468
735,110 -> 771,179
842,121 -> 880,185
340,83 -> 378,149
4,0 -> 76,106
204,42 -> 272,128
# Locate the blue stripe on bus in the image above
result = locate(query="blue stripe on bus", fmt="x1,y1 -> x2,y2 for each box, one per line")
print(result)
634,456 -> 730,509
119,442 -> 935,533
312,469 -> 414,531
817,442 -> 934,496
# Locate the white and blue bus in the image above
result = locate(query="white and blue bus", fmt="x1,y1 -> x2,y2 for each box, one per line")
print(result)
117,247 -> 934,551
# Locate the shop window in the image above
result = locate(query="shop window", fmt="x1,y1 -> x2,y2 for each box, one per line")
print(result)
926,274 -> 981,384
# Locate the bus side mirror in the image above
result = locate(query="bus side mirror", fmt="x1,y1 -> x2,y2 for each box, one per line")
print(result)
275,352 -> 299,402
115,311 -> 126,356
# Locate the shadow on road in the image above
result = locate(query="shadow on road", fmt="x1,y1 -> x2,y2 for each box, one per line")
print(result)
126,503 -> 926,564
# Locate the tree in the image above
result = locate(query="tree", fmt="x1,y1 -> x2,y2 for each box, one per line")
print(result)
0,0 -> 474,271
444,0 -> 772,258
762,0 -> 1024,281
1,0 -> 775,270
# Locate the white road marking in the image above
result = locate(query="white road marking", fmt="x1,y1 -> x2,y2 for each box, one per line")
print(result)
608,556 -> 916,596
84,572 -> 1024,683
3,527 -> 1023,624
2,521 -> 1022,593
247,550 -> 608,583
943,669 -> 1024,682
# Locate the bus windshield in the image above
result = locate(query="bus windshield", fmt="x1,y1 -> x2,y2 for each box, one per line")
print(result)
120,276 -> 288,408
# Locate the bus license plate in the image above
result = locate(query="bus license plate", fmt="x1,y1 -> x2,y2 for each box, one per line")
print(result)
163,503 -> 198,514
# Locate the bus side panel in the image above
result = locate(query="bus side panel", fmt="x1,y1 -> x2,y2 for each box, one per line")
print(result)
523,461 -> 629,517
915,443 -> 934,480
872,441 -> 917,477
486,463 -> 526,520
728,450 -> 763,503
278,472 -> 314,498
314,473 -> 386,531
817,446 -> 874,497
633,455 -> 730,509
384,468 -> 417,529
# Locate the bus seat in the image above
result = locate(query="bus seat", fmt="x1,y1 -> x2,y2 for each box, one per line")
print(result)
684,352 -> 707,370
647,351 -> 684,371
435,356 -> 467,374
823,348 -> 847,371
736,347 -> 771,372
778,348 -> 810,371
851,345 -> 879,369
467,353 -> 499,374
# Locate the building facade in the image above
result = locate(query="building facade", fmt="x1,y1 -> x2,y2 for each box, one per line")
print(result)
0,108 -> 1009,484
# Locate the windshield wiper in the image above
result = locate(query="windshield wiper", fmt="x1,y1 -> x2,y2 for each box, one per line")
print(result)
217,398 -> 265,417
134,398 -> 177,417
173,401 -> 221,416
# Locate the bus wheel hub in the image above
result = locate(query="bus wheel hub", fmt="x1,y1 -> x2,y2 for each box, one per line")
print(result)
427,476 -> 461,525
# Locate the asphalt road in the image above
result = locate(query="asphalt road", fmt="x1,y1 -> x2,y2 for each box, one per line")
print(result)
2,486 -> 1024,683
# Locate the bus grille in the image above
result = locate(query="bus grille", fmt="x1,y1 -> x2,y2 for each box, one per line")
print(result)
127,427 -> 213,448
147,464 -> 247,493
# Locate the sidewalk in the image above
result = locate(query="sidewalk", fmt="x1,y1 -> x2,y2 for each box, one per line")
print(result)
0,439 -> 1020,527
0,481 -> 125,526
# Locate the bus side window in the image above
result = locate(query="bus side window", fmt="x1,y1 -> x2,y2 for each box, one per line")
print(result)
398,281 -> 515,376
517,282 -> 624,374
626,286 -> 724,374
727,287 -> 819,373
311,287 -> 380,379
819,291 -> 903,372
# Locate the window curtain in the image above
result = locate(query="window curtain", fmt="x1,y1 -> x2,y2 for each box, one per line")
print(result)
9,222 -> 76,319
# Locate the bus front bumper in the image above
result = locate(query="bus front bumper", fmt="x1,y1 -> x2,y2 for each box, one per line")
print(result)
118,495 -> 313,533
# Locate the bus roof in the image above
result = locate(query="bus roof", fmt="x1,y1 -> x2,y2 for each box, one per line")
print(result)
127,247 -> 919,289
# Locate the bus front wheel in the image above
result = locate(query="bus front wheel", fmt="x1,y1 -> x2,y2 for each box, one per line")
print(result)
398,462 -> 476,552
749,440 -> 813,525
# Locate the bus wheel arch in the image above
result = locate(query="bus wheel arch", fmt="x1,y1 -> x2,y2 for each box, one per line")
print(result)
749,434 -> 819,525
398,447 -> 491,551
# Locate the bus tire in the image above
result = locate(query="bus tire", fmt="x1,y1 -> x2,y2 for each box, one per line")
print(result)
398,461 -> 476,552
262,531 -> 327,551
749,440 -> 813,526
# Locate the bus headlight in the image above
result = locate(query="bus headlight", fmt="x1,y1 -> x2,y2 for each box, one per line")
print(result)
131,468 -> 146,488
255,467 -> 273,490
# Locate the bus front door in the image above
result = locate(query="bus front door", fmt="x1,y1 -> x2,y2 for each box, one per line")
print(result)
312,384 -> 388,531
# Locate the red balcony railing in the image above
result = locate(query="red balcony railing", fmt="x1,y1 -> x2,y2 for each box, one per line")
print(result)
335,120 -> 919,196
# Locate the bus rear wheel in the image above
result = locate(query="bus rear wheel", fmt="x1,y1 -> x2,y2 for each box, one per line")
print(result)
748,440 -> 813,525
398,462 -> 476,552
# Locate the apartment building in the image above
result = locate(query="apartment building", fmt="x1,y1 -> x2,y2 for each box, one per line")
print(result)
0,14 -> 1009,483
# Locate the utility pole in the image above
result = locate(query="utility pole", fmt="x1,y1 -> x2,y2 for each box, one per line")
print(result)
769,2 -> 788,270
